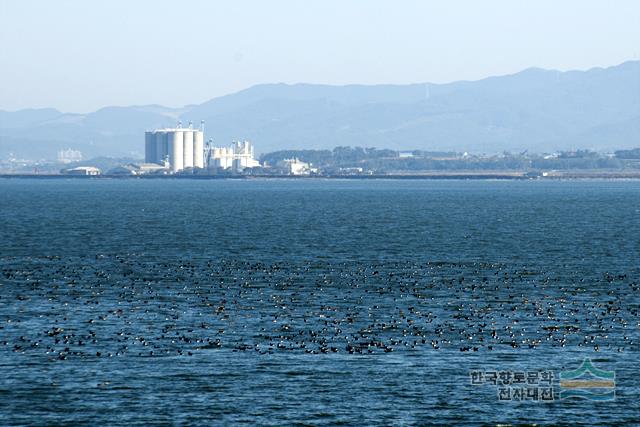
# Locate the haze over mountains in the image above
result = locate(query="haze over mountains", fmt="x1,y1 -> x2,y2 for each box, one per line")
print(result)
1,61 -> 638,160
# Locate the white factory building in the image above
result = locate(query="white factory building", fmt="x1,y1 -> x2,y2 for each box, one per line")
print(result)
145,125 -> 204,173
210,140 -> 260,171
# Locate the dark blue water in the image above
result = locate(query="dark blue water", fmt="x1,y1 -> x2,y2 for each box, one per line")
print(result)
0,179 -> 639,425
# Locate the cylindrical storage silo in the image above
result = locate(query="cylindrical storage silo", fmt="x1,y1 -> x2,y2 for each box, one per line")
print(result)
155,131 -> 168,165
193,131 -> 204,168
168,130 -> 184,172
219,148 -> 227,168
182,130 -> 194,169
233,158 -> 243,172
226,147 -> 234,169
145,131 -> 157,163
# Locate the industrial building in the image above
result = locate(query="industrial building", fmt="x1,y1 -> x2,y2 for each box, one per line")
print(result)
210,140 -> 260,171
61,166 -> 101,175
277,158 -> 317,175
145,122 -> 204,173
106,163 -> 168,176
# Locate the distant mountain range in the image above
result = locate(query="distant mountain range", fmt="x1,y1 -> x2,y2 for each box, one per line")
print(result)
1,61 -> 639,159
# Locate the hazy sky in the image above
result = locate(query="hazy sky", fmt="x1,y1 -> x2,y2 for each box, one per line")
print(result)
1,0 -> 639,112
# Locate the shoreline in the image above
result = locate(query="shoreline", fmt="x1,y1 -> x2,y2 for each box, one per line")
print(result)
3,172 -> 640,180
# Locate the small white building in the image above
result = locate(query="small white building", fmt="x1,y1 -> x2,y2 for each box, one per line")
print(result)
278,158 -> 317,175
105,163 -> 168,175
61,166 -> 101,176
136,162 -> 168,174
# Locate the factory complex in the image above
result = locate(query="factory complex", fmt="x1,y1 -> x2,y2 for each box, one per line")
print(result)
210,141 -> 261,170
40,120 -> 319,177
143,122 -> 261,174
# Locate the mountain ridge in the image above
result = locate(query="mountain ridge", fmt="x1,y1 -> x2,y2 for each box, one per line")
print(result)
1,61 -> 638,159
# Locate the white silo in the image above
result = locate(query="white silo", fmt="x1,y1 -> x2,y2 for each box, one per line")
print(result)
145,131 -> 157,164
193,130 -> 204,168
168,130 -> 184,172
183,130 -> 194,169
212,147 -> 220,168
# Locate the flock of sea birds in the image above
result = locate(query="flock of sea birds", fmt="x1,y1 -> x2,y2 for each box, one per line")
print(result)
1,255 -> 638,360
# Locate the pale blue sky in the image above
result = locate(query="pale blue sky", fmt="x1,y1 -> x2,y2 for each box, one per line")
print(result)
1,0 -> 638,112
